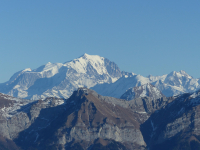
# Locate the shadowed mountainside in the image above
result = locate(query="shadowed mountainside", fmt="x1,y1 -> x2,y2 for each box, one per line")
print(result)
0,87 -> 200,149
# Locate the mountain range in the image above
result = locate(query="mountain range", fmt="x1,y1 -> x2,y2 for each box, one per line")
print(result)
0,54 -> 200,149
0,53 -> 199,100
0,86 -> 200,149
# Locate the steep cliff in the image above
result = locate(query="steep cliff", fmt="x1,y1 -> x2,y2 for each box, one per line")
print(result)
141,90 -> 200,150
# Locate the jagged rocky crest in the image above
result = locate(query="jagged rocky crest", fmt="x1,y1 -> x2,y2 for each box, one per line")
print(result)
141,89 -> 200,150
120,83 -> 164,101
1,87 -> 200,149
0,89 -> 147,150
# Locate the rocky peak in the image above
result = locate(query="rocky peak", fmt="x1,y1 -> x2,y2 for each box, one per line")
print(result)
69,87 -> 91,100
0,93 -> 35,119
81,53 -> 92,59
4,87 -> 200,149
8,88 -> 146,150
140,89 -> 200,150
120,83 -> 164,101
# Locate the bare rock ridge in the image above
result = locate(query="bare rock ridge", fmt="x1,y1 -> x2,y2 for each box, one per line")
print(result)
141,90 -> 200,150
0,89 -> 148,149
0,54 -> 200,150
119,83 -> 173,114
0,54 -> 200,100
1,87 -> 200,149
13,88 -> 147,150
120,83 -> 164,100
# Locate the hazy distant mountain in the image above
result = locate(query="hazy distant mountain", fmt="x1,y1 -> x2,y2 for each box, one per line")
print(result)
91,74 -> 149,98
0,54 -> 199,100
92,70 -> 200,98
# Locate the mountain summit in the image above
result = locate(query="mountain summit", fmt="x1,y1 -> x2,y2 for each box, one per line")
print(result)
0,54 -> 199,100
0,54 -> 122,100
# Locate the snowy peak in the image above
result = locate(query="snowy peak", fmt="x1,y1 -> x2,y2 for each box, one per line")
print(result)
1,54 -> 199,100
164,70 -> 193,87
64,54 -> 121,81
169,70 -> 192,79
65,54 -> 106,75
23,68 -> 32,72
0,54 -> 122,100
120,83 -> 164,100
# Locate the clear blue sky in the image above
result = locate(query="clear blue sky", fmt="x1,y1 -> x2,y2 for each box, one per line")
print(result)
0,1 -> 200,83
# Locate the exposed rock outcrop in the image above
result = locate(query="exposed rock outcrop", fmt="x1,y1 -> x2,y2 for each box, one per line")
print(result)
141,90 -> 200,150
1,88 -> 200,150
12,88 -> 146,150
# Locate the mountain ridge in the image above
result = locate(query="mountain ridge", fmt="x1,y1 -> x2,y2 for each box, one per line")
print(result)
0,54 -> 123,100
0,87 -> 200,149
92,69 -> 200,98
120,83 -> 164,101
0,54 -> 199,100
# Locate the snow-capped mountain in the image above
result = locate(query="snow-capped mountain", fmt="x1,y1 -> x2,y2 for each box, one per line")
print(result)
0,54 -> 122,100
92,70 -> 200,98
91,74 -> 150,98
0,54 -> 199,100
1,87 -> 200,149
120,83 -> 164,101
151,70 -> 200,96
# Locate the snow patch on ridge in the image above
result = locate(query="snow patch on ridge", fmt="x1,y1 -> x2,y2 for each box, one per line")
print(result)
120,83 -> 163,100
0,93 -> 36,119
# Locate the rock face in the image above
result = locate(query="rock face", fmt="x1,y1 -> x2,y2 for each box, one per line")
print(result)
0,89 -> 148,150
141,90 -> 200,150
0,92 -> 66,141
13,88 -> 147,150
120,83 -> 174,115
1,88 -> 200,149
0,135 -> 20,150
120,83 -> 164,101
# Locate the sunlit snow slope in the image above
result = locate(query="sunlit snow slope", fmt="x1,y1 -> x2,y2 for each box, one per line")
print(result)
92,70 -> 200,98
0,54 -> 122,100
0,54 -> 199,100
